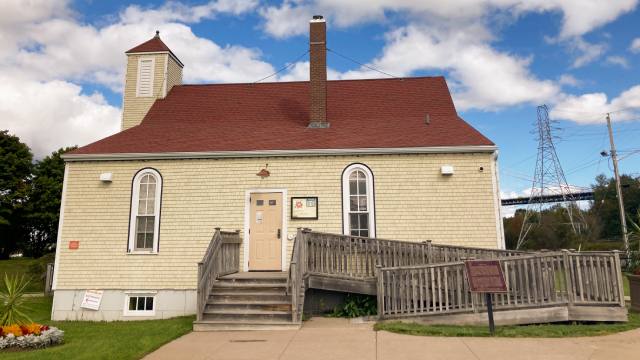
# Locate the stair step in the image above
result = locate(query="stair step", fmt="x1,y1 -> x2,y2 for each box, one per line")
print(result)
212,283 -> 287,291
210,294 -> 290,302
216,278 -> 287,285
204,309 -> 290,315
206,303 -> 292,312
193,320 -> 300,331
202,311 -> 291,322
210,289 -> 287,295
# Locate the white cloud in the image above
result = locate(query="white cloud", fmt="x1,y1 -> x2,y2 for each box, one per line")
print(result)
551,85 -> 640,123
0,0 -> 276,155
333,24 -> 559,110
120,0 -> 258,24
558,74 -> 581,87
259,1 -> 638,39
0,74 -> 120,158
1,1 -> 271,92
630,38 -> 640,53
605,55 -> 630,68
563,37 -> 607,68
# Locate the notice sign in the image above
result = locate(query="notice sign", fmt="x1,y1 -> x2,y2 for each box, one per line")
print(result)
80,290 -> 104,310
464,260 -> 508,293
291,197 -> 318,220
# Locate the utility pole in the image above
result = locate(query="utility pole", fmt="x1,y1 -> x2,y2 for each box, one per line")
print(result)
606,113 -> 629,258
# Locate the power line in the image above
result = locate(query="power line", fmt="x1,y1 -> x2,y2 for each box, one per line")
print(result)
253,50 -> 310,83
326,48 -> 400,79
608,106 -> 640,114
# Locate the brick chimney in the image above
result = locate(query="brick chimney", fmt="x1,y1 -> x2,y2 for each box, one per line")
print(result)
309,15 -> 328,128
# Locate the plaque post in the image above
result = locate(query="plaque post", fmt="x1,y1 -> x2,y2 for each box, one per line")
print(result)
464,260 -> 507,336
485,293 -> 495,335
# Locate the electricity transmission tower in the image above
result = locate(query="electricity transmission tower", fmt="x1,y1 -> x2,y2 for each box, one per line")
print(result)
516,105 -> 587,249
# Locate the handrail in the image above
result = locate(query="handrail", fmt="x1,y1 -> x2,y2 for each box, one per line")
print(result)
196,228 -> 241,321
287,228 -> 307,322
262,229 -> 625,323
377,251 -> 626,319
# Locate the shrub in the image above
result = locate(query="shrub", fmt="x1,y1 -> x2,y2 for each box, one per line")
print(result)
331,294 -> 377,318
0,274 -> 33,326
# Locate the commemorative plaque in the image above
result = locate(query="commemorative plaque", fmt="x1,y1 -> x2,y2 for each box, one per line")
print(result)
464,260 -> 508,293
464,260 -> 507,335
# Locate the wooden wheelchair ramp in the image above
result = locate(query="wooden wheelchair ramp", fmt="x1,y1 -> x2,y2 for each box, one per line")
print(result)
196,228 -> 628,330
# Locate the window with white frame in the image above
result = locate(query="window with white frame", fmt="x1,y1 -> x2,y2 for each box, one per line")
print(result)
342,164 -> 375,237
136,57 -> 155,97
124,293 -> 155,316
128,168 -> 162,253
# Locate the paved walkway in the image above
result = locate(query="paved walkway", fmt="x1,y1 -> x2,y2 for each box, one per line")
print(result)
145,318 -> 640,360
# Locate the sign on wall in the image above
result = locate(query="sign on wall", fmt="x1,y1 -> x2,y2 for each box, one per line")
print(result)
80,290 -> 104,310
291,197 -> 318,220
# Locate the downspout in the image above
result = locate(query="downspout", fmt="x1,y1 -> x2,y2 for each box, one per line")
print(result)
491,150 -> 506,249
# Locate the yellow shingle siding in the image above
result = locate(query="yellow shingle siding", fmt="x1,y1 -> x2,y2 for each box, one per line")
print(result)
56,152 -> 500,290
121,53 -> 182,131
166,55 -> 182,94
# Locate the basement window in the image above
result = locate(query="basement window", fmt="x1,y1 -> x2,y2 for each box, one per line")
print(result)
136,57 -> 155,97
124,293 -> 156,316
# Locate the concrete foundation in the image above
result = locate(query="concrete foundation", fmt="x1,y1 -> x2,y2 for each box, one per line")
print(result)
51,289 -> 196,321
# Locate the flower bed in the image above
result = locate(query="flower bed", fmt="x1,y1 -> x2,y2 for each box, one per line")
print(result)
0,323 -> 64,350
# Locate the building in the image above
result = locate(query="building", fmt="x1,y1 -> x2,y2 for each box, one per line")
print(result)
51,16 -> 503,321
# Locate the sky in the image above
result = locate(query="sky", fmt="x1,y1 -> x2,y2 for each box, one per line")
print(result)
0,0 -> 639,216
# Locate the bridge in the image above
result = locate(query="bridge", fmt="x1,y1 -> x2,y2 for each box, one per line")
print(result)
501,191 -> 594,206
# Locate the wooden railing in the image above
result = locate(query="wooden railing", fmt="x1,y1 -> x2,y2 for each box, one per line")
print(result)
288,229 -> 307,322
196,228 -> 241,321
566,251 -> 626,306
377,251 -> 626,319
302,231 -> 522,279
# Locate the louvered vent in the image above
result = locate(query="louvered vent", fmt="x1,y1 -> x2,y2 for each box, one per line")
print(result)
137,58 -> 154,97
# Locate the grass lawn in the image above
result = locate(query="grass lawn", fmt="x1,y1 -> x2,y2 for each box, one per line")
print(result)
623,275 -> 630,297
1,296 -> 194,360
0,255 -> 54,293
375,310 -> 640,338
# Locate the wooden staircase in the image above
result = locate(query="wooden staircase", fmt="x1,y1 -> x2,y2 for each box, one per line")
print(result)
194,272 -> 301,331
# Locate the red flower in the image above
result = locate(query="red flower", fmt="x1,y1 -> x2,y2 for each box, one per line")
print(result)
40,325 -> 49,331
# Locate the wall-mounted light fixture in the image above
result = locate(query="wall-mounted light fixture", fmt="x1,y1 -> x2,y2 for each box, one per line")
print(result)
100,172 -> 113,182
256,164 -> 270,178
440,165 -> 454,175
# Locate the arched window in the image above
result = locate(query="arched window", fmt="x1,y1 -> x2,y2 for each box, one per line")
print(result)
128,168 -> 162,253
342,164 -> 375,237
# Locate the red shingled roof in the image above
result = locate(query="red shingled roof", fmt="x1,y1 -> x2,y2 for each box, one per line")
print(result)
71,76 -> 493,155
126,35 -> 171,53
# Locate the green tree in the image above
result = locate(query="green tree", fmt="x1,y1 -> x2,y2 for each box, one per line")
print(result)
591,174 -> 640,239
23,146 -> 76,257
0,130 -> 33,259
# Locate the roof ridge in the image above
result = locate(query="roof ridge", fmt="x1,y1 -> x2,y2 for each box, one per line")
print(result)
175,75 -> 445,87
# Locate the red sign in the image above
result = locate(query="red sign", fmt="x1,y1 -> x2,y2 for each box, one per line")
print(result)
464,260 -> 507,293
68,241 -> 79,250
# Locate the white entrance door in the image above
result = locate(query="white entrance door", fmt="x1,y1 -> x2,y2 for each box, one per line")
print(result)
249,192 -> 283,271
